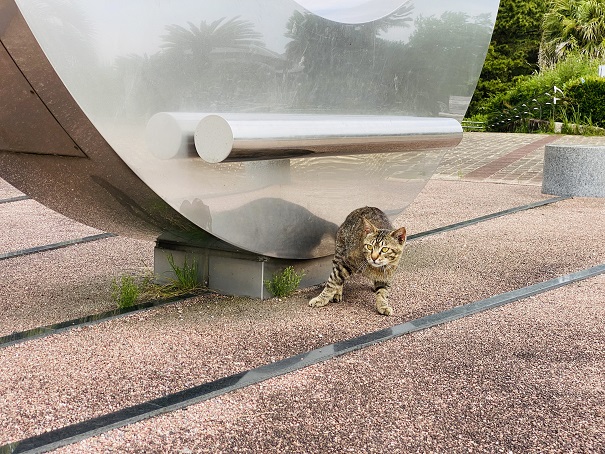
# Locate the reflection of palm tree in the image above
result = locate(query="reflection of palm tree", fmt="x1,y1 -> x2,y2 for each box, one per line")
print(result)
283,3 -> 413,109
285,3 -> 413,66
539,0 -> 605,68
161,16 -> 265,61
147,17 -> 276,111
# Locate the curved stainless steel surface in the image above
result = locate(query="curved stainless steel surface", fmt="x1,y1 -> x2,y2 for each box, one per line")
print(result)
2,0 -> 500,258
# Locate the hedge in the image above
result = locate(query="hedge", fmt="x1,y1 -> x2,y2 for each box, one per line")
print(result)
564,76 -> 605,127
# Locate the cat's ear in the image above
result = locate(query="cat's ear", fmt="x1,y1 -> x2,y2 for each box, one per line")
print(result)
363,218 -> 377,235
392,226 -> 407,244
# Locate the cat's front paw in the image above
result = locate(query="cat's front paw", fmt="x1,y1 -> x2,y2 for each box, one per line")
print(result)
309,296 -> 329,308
376,302 -> 393,316
331,292 -> 342,303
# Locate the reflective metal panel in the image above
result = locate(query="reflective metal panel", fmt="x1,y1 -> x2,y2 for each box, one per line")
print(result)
11,0 -> 499,258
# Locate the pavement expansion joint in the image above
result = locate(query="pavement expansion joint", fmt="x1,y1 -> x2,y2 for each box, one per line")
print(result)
0,293 -> 203,348
3,261 -> 605,454
0,233 -> 116,261
0,195 -> 30,205
407,196 -> 567,240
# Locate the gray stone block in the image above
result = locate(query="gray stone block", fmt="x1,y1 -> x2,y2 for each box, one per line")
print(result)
542,144 -> 605,197
154,232 -> 332,299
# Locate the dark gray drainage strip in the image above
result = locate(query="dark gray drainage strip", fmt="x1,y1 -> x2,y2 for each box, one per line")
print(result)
0,293 -> 202,348
407,196 -> 567,240
0,195 -> 30,205
0,233 -> 116,261
3,262 -> 605,454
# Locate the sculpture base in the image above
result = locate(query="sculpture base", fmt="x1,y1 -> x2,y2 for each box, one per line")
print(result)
154,232 -> 332,299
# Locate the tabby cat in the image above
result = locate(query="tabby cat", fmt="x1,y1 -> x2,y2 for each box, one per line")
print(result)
309,206 -> 407,316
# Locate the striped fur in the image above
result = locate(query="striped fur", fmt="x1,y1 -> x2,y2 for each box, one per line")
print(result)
309,206 -> 406,316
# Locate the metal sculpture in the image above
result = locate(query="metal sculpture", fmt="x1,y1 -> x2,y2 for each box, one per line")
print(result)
0,0 -> 499,295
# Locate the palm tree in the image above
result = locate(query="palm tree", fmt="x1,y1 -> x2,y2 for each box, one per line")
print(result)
539,0 -> 605,69
157,16 -> 271,109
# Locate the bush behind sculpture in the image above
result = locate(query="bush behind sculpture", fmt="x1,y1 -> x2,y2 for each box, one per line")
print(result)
565,76 -> 605,127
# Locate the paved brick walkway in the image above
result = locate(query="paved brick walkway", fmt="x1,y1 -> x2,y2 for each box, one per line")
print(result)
435,132 -> 605,186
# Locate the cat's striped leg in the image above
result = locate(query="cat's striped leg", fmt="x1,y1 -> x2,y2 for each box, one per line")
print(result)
309,260 -> 351,308
373,281 -> 393,316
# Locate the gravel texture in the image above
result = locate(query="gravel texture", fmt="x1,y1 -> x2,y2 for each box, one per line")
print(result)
0,199 -> 102,254
2,131 -> 605,454
57,274 -> 605,454
1,178 -> 604,451
398,179 -> 553,236
0,179 -> 24,199
0,235 -> 154,337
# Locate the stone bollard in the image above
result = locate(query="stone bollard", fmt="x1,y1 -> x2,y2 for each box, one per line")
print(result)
542,144 -> 605,197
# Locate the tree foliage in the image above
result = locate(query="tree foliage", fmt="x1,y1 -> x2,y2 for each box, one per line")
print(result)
539,0 -> 605,69
283,5 -> 413,111
468,0 -> 547,116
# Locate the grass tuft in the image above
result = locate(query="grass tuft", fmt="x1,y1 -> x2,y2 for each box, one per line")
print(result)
166,254 -> 200,292
111,275 -> 141,308
111,254 -> 203,308
264,266 -> 305,298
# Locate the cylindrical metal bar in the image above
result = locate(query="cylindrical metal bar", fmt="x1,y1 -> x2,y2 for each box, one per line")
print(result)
145,112 -> 201,159
195,114 -> 462,163
146,112 -> 462,162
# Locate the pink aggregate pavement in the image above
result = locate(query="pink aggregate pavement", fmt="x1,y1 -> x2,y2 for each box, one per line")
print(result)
1,132 -> 604,453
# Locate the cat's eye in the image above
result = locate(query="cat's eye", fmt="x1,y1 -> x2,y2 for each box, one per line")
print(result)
365,244 -> 373,250
381,247 -> 389,253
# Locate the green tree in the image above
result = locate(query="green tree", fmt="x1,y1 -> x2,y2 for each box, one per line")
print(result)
468,0 -> 547,115
539,0 -> 605,69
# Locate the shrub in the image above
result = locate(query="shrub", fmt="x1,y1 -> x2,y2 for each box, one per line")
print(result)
479,53 -> 601,131
564,76 -> 605,127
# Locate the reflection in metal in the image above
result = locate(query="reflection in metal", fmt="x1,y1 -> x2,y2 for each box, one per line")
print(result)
0,0 -> 500,259
295,0 -> 414,24
147,113 -> 462,163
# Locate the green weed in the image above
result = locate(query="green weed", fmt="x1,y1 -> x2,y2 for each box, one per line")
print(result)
160,253 -> 201,296
264,266 -> 305,298
111,255 -> 203,308
111,275 -> 141,308
561,108 -> 605,136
